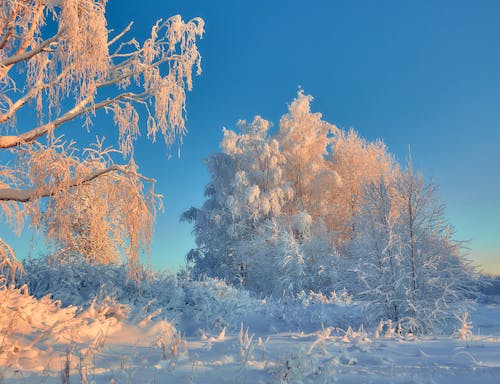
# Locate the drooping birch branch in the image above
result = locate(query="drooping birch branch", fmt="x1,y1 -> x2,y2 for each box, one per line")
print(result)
0,163 -> 155,202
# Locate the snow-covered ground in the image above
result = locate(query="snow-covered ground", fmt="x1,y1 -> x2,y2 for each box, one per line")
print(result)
2,285 -> 500,384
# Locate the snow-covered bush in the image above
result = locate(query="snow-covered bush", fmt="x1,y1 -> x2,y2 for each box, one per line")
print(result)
0,284 -> 132,368
236,219 -> 337,297
347,172 -> 479,333
274,291 -> 364,333
19,257 -> 272,334
0,239 -> 23,288
179,277 -> 270,333
20,256 -> 143,307
272,347 -> 321,384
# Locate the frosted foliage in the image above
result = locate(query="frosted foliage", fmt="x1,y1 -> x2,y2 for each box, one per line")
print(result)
247,185 -> 260,205
0,1 -> 203,283
330,129 -> 396,243
291,212 -> 313,234
0,1 -> 203,150
278,91 -> 338,218
236,218 -> 337,296
184,91 -> 476,325
0,238 -> 23,287
348,172 -> 478,333
12,138 -> 159,283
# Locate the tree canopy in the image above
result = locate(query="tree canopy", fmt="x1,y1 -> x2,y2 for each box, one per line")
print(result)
0,0 -> 204,284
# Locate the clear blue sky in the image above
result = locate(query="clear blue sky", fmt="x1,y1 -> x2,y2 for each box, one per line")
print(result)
3,0 -> 499,274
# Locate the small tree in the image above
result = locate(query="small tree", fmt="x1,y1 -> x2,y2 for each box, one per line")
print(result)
349,167 -> 478,333
0,0 -> 204,282
348,177 -> 406,322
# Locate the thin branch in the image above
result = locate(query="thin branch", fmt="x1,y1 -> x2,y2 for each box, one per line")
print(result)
111,51 -> 142,59
0,32 -> 60,68
13,1 -> 46,57
0,164 -> 156,202
0,91 -> 147,148
0,69 -> 46,123
108,21 -> 134,46
98,55 -> 176,88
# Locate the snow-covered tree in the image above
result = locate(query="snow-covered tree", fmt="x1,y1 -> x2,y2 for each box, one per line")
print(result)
182,116 -> 293,285
277,91 -> 338,222
181,151 -> 240,282
347,177 -> 406,322
329,129 -> 396,244
349,167 -> 477,333
183,93 -> 339,294
0,0 -> 203,282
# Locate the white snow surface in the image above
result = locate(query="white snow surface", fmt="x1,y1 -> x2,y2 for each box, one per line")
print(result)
1,285 -> 500,383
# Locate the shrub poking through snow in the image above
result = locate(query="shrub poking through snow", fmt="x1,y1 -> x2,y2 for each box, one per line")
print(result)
156,322 -> 187,360
273,347 -> 322,384
453,311 -> 473,340
238,323 -> 255,368
0,284 -> 125,369
19,258 -> 273,334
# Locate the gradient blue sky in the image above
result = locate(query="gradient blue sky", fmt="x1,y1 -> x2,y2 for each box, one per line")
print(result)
2,0 -> 499,274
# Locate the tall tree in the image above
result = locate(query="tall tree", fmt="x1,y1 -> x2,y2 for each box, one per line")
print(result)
183,93 -> 340,294
182,116 -> 291,285
329,129 -> 396,244
277,91 -> 338,222
0,0 -> 204,282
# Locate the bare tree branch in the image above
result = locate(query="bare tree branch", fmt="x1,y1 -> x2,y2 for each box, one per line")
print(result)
108,21 -> 134,46
0,163 -> 155,202
0,32 -> 60,69
0,2 -> 203,281
0,91 -> 147,148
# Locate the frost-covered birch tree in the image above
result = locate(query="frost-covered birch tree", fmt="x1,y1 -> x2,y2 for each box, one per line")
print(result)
349,168 -> 478,332
394,163 -> 477,331
348,177 -> 407,323
184,90 -> 477,310
277,91 -> 338,221
329,129 -> 396,245
182,116 -> 291,286
0,0 -> 203,283
183,93 -> 339,294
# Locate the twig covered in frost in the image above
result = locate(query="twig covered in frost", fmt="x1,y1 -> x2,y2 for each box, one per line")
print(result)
307,325 -> 334,355
453,311 -> 473,340
257,336 -> 270,362
238,323 -> 255,368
